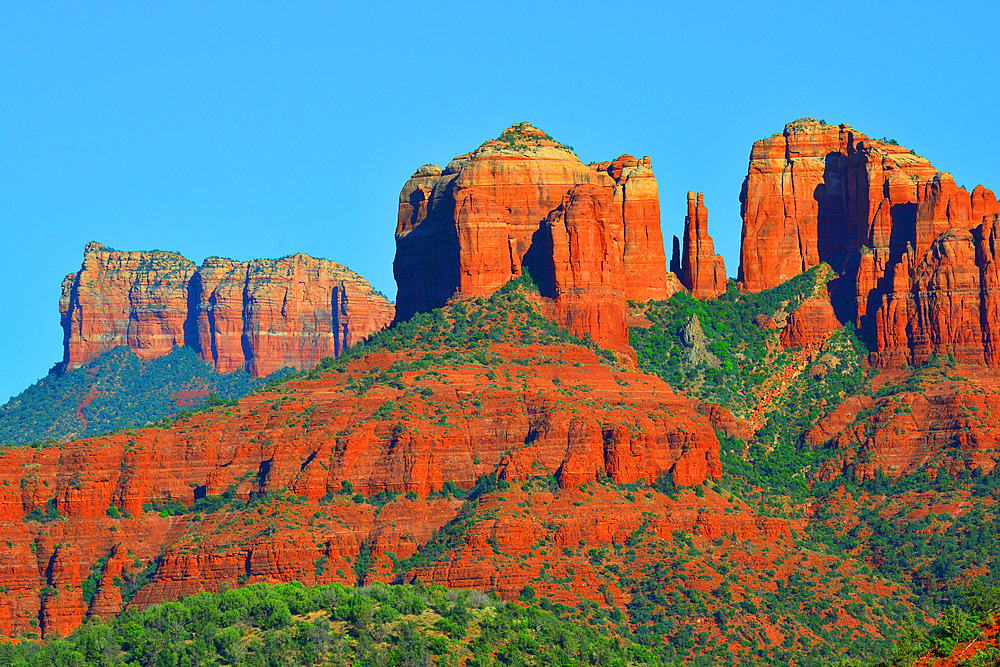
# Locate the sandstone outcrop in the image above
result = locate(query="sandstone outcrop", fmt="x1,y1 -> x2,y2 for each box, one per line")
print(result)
806,365 -> 1000,481
393,123 -> 672,349
542,184 -> 630,350
60,243 -> 395,377
59,244 -> 197,367
680,191 -> 727,298
738,118 -> 1000,367
0,297 -> 722,636
738,118 -> 939,293
779,285 -> 842,349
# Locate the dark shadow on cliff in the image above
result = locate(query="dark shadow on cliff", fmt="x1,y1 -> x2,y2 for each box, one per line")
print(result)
736,175 -> 750,283
184,273 -> 202,355
521,222 -> 556,298
815,152 -> 853,276
856,201 -> 918,347
815,148 -> 864,329
392,184 -> 461,322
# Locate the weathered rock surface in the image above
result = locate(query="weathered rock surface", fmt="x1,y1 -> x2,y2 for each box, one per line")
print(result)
738,118 -> 939,293
738,118 -> 1000,367
780,285 -> 842,350
0,308 -> 723,636
807,366 -> 1000,482
542,184 -> 630,350
60,243 -> 197,367
393,123 -> 672,349
680,191 -> 727,298
60,243 -> 395,377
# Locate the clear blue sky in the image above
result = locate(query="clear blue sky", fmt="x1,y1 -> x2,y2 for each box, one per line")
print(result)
3,1 -> 999,401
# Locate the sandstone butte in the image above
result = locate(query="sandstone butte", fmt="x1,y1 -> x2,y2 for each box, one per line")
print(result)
59,242 -> 395,377
1,121 -> 988,658
0,296 -> 742,637
392,122 -> 680,351
738,118 -> 1000,366
679,191 -> 727,299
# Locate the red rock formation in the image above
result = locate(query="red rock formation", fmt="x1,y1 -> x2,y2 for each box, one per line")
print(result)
780,285 -> 842,349
680,191 -> 727,298
696,402 -> 754,441
0,299 -> 722,636
393,123 -> 671,349
603,154 -> 671,302
543,184 -> 629,349
868,178 -> 1000,366
60,243 -> 394,377
196,255 -> 396,377
874,222 -> 996,366
739,119 -> 941,293
738,118 -> 1000,367
60,242 -> 197,368
807,365 -> 1000,481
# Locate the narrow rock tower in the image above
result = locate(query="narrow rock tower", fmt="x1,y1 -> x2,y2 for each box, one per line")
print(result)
680,192 -> 727,299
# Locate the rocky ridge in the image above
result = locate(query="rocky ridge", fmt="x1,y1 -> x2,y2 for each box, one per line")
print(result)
0,288 -> 725,637
60,243 -> 395,377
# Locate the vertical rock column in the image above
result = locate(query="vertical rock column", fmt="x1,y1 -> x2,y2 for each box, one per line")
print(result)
680,192 -> 727,299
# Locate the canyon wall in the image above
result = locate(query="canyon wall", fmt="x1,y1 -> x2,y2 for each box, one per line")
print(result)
60,243 -> 395,377
393,123 -> 673,349
738,118 -> 1000,366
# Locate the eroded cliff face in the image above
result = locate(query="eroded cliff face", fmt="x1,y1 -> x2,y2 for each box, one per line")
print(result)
59,244 -> 197,367
393,123 -> 672,349
60,243 -> 395,377
0,297 -> 723,637
738,118 -> 1000,366
680,191 -> 727,299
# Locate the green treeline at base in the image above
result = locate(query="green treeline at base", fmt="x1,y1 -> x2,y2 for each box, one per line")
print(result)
1,581 -> 661,666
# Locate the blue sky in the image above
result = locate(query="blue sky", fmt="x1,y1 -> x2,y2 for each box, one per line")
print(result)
3,1 -> 999,401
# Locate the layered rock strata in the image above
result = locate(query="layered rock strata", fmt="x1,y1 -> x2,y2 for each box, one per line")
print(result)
393,123 -> 672,348
0,335 -> 722,636
738,118 -> 1000,366
60,243 -> 394,377
680,191 -> 727,298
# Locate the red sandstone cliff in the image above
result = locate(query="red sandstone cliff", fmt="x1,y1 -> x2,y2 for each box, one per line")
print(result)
59,244 -> 197,366
60,243 -> 395,377
738,118 -> 1000,366
393,123 -> 672,349
680,191 -> 727,299
543,184 -> 630,349
0,301 -> 723,637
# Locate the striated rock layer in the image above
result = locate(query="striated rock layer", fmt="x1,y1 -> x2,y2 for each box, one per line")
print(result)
680,191 -> 727,299
738,118 -> 1000,366
393,123 -> 672,349
0,309 -> 723,637
60,243 -> 395,377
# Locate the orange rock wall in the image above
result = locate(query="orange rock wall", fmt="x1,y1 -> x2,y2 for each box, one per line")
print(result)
738,118 -> 1000,366
393,125 -> 671,349
60,243 -> 394,377
0,340 -> 720,637
59,243 -> 197,367
543,184 -> 629,349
